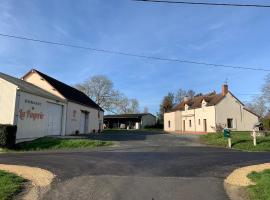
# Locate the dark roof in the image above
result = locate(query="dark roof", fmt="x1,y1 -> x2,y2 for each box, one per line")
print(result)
172,92 -> 225,111
23,69 -> 103,111
104,113 -> 155,119
0,72 -> 64,102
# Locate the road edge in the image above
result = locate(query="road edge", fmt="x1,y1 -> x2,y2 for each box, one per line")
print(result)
0,164 -> 55,200
224,163 -> 270,200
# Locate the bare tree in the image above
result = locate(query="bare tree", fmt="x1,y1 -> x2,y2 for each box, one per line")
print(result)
75,75 -> 123,113
128,99 -> 139,114
262,74 -> 270,105
143,106 -> 149,113
115,97 -> 140,114
245,96 -> 267,118
175,89 -> 196,103
175,89 -> 186,104
186,90 -> 196,99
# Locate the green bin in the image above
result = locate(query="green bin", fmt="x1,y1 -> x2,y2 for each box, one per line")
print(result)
223,129 -> 231,138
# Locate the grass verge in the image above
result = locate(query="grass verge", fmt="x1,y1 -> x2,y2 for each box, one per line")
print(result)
200,132 -> 270,151
12,137 -> 113,151
247,169 -> 270,200
0,170 -> 26,200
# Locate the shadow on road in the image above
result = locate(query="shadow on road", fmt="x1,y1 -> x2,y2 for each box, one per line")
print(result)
87,130 -> 163,142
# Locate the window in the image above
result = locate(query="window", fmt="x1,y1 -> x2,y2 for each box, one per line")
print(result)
202,99 -> 207,107
189,120 -> 192,127
227,118 -> 233,128
198,119 -> 201,125
168,120 -> 171,128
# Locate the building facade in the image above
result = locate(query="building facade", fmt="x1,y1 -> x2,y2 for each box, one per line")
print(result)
0,69 -> 104,141
164,85 -> 259,133
0,72 -> 66,140
22,69 -> 104,135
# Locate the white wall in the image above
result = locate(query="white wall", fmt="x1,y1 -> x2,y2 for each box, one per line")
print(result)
194,106 -> 216,132
242,109 -> 259,131
23,71 -> 65,99
215,93 -> 258,131
66,101 -> 103,135
16,91 -> 66,139
164,112 -> 175,131
0,78 -> 17,125
181,109 -> 196,132
141,114 -> 156,127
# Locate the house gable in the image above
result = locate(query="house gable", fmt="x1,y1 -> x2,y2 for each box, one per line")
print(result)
22,70 -> 65,99
22,69 -> 103,111
215,92 -> 258,130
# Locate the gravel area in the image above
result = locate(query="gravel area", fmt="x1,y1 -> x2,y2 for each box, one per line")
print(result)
0,164 -> 54,199
225,163 -> 270,186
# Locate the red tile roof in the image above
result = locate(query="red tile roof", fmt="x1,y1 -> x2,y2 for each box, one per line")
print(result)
172,92 -> 225,111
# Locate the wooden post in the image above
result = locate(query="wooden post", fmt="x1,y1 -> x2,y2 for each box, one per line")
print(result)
253,129 -> 257,146
228,137 -> 232,148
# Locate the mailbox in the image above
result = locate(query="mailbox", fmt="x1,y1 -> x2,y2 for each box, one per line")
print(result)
223,128 -> 231,138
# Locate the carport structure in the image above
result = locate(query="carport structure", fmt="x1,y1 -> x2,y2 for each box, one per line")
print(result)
104,113 -> 156,129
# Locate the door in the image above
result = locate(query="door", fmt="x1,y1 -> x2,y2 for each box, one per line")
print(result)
80,112 -> 86,133
183,120 -> 185,132
203,119 -> 207,132
47,102 -> 63,135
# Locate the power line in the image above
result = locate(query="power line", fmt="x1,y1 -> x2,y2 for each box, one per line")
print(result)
133,0 -> 270,8
0,32 -> 270,72
236,93 -> 260,96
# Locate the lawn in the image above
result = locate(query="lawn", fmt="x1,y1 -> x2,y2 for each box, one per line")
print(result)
0,170 -> 26,200
13,137 -> 113,151
200,131 -> 270,151
248,169 -> 270,200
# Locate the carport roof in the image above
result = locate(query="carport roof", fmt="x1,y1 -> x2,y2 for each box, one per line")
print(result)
0,72 -> 65,102
104,113 -> 155,119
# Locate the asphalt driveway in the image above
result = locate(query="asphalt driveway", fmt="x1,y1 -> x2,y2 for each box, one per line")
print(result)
0,131 -> 269,200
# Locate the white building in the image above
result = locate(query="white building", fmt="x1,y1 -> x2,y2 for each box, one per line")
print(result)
22,69 -> 104,136
0,69 -> 104,141
0,72 -> 66,140
164,85 -> 259,133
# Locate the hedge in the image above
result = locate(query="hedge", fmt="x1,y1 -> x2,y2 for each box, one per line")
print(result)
0,125 -> 17,148
262,118 -> 270,131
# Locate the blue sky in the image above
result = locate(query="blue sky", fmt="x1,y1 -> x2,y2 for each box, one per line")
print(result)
0,0 -> 270,114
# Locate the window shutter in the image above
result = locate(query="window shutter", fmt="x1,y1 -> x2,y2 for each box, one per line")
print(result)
233,118 -> 237,129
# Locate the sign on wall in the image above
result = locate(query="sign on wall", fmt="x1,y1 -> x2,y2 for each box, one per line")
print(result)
19,109 -> 44,121
19,99 -> 44,121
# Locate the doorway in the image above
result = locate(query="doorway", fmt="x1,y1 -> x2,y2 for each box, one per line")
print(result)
80,111 -> 89,134
47,102 -> 63,135
183,120 -> 185,132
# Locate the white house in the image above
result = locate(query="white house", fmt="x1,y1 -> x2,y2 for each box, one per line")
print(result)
0,72 -> 66,140
0,69 -> 104,141
22,69 -> 104,135
164,84 -> 259,133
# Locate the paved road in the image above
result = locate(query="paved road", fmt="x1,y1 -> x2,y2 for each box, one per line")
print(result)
0,131 -> 269,200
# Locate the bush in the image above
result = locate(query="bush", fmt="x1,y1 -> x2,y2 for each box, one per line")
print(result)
0,125 -> 17,148
262,118 -> 270,131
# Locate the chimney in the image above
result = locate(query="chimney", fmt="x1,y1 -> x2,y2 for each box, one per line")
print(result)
183,96 -> 189,102
222,84 -> 229,96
